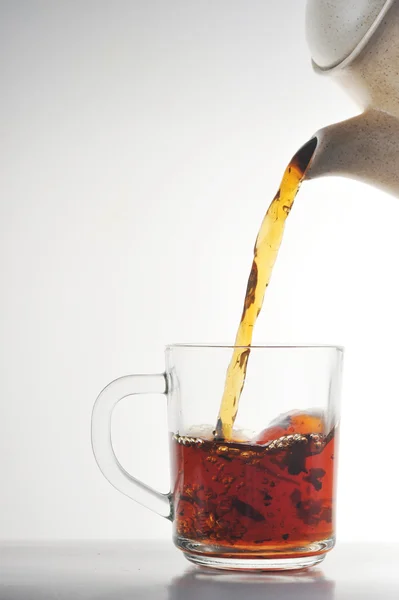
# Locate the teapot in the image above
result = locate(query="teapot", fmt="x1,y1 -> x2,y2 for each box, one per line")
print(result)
305,0 -> 399,196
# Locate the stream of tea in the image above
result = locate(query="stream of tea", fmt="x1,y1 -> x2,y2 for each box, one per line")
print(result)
215,138 -> 318,440
172,137 -> 339,552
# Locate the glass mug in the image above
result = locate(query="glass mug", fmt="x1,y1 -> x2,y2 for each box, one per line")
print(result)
92,344 -> 343,571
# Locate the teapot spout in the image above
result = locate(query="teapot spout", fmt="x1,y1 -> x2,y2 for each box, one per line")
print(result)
305,109 -> 399,198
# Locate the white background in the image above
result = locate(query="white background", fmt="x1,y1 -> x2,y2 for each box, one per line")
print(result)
1,0 -> 398,542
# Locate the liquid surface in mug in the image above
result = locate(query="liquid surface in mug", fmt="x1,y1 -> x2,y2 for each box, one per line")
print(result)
215,138 -> 318,440
172,412 -> 335,552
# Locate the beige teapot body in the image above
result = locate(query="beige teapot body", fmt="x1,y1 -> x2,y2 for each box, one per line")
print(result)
305,0 -> 399,196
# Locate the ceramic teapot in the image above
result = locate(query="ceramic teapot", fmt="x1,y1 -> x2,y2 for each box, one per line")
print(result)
305,0 -> 399,196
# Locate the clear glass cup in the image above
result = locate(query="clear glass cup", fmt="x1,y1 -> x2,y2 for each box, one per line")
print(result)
92,344 -> 343,571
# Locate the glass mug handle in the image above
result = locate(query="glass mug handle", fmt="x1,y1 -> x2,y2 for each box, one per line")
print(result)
91,374 -> 172,520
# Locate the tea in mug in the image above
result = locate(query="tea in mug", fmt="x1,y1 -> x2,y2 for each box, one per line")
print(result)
172,412 -> 335,555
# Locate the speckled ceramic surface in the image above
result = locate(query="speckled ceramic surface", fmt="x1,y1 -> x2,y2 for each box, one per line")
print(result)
305,0 -> 399,196
306,0 -> 390,70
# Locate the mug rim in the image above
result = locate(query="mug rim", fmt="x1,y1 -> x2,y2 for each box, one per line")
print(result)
166,343 -> 344,352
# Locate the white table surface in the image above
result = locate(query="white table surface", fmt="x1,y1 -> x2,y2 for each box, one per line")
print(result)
0,541 -> 397,599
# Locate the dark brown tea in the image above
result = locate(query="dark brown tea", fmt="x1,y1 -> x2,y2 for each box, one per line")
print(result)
172,412 -> 335,556
171,138 -> 336,558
